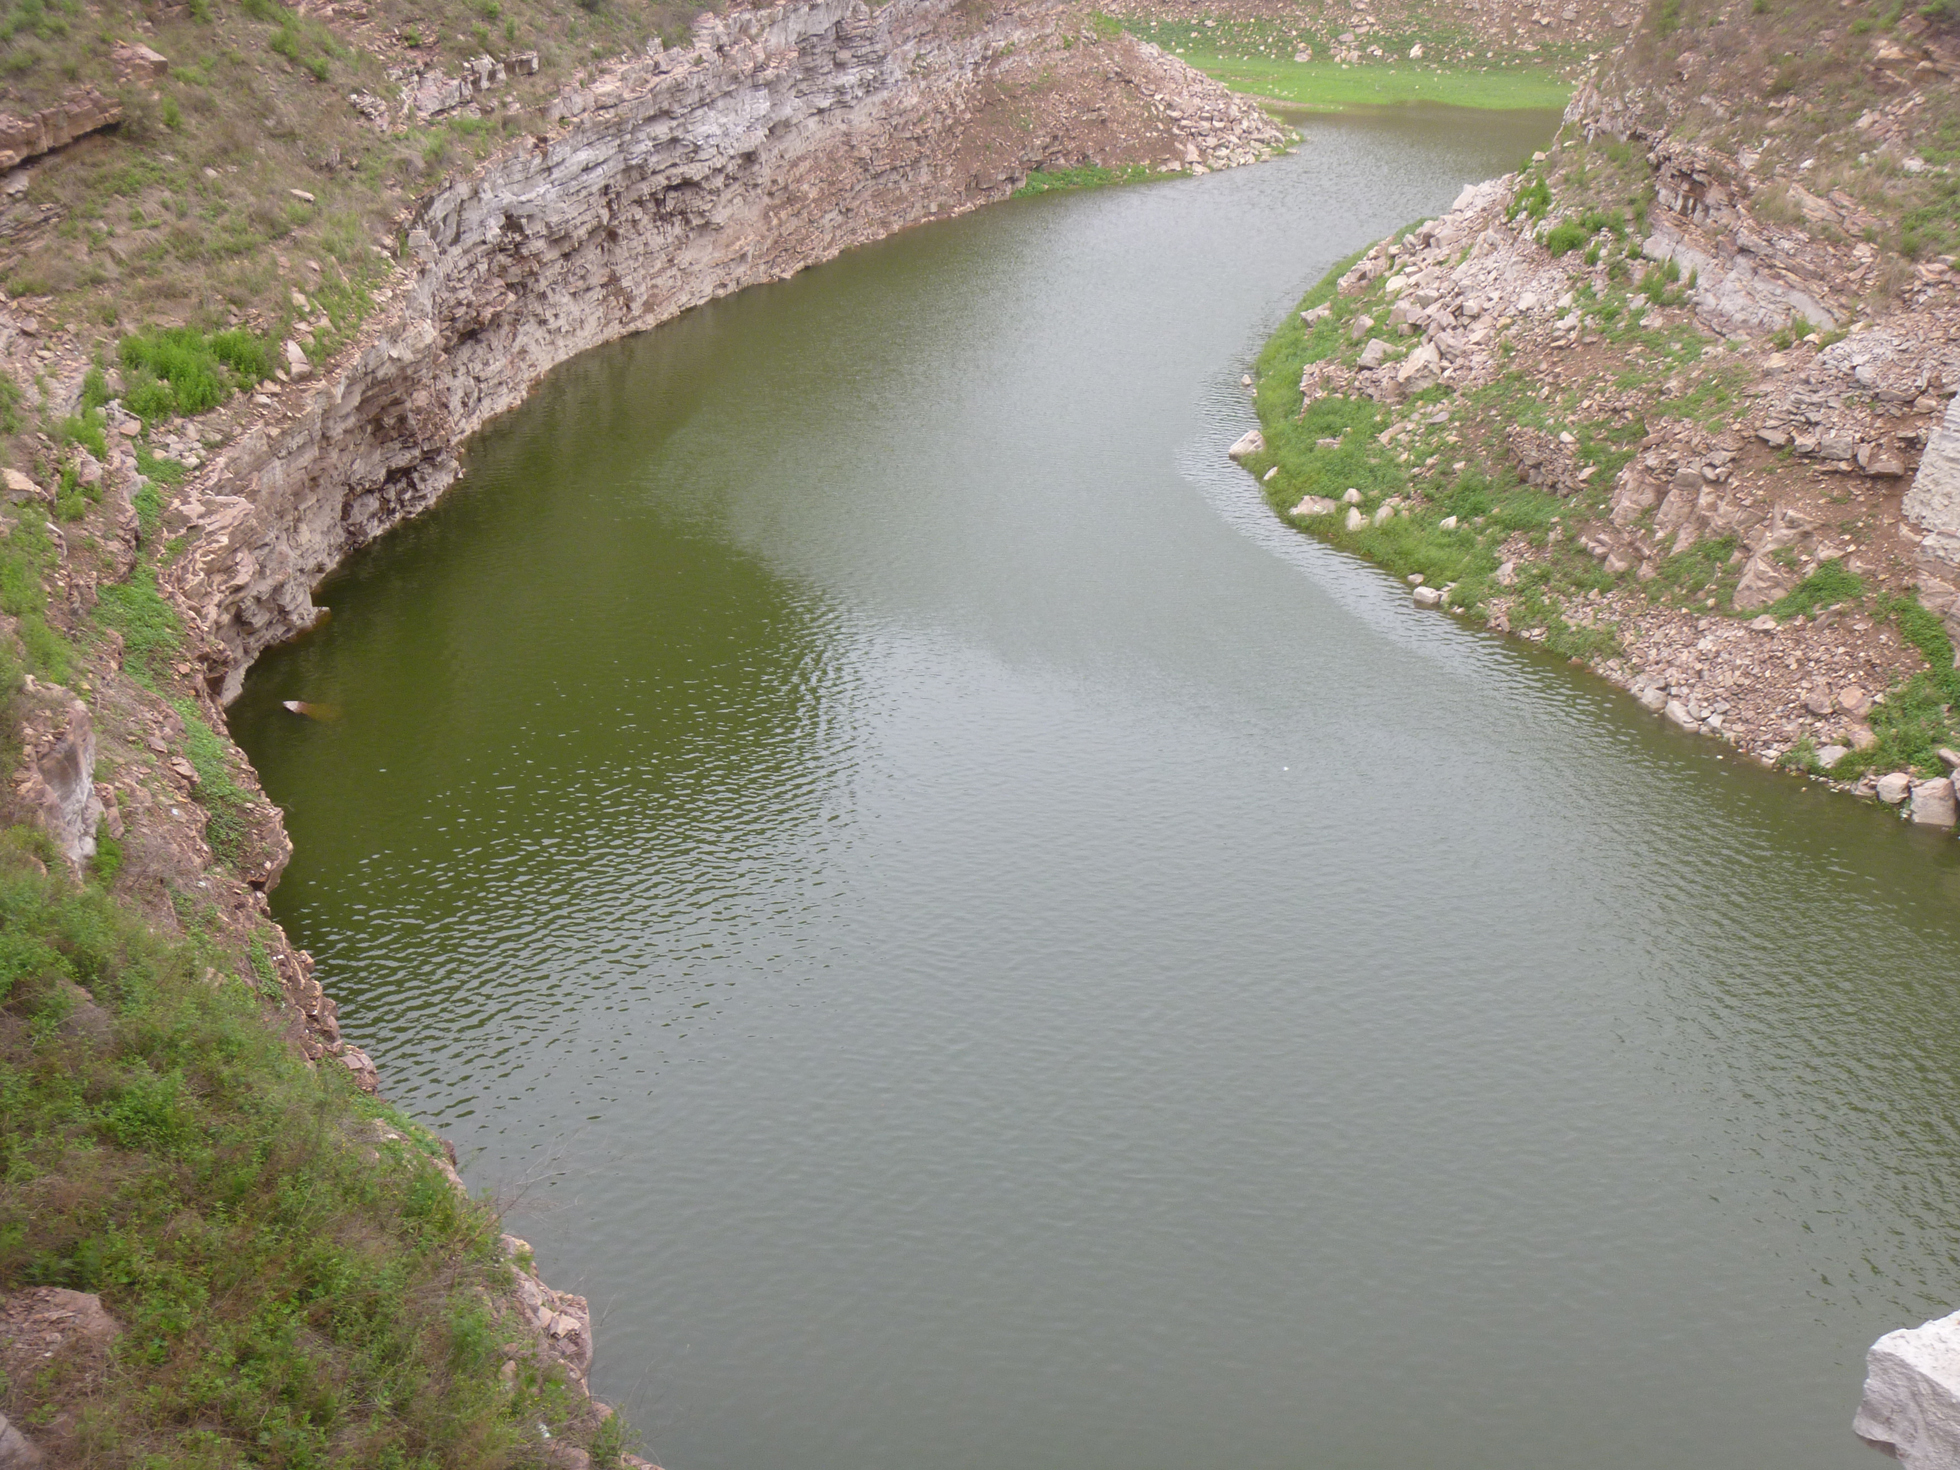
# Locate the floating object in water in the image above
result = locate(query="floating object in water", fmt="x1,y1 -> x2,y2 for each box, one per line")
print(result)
280,700 -> 339,720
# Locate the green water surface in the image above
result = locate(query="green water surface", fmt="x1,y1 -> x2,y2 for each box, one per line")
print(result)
233,109 -> 1956,1470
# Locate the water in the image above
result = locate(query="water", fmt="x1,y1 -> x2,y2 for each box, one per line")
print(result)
230,107 -> 1960,1470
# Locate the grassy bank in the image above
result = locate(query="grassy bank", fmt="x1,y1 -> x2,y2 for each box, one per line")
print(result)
1122,13 -> 1576,111
0,835 -> 613,1469
1169,53 -> 1572,111
1012,163 -> 1160,197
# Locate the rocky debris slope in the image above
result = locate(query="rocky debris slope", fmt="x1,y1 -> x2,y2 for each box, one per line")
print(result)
155,0 -> 1283,699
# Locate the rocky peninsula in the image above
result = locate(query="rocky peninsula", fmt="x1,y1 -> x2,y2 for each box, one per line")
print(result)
1235,0 -> 1960,833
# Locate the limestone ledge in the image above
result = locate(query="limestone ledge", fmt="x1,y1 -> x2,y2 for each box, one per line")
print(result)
164,0 -> 1283,702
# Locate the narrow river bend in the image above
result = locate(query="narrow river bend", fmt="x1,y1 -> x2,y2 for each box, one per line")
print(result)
233,108 -> 1960,1470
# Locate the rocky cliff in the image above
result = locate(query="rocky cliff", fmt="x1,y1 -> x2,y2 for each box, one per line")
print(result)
163,0 -> 1284,700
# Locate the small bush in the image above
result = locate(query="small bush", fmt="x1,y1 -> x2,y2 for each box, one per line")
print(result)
118,326 -> 270,423
1544,220 -> 1589,255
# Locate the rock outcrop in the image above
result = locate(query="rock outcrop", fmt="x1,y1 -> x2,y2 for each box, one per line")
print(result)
0,87 -> 121,173
10,681 -> 103,870
1856,1309 -> 1960,1467
164,0 -> 1284,701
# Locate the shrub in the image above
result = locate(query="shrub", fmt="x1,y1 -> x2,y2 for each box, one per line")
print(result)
1544,219 -> 1589,255
118,326 -> 271,422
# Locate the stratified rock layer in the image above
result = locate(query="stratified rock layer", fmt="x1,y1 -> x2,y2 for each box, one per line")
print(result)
167,0 -> 1284,701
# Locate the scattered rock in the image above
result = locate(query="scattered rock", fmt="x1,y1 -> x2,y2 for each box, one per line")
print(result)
1911,777 -> 1959,826
1290,494 -> 1337,518
1226,428 -> 1264,462
1878,771 -> 1914,804
1413,585 -> 1442,606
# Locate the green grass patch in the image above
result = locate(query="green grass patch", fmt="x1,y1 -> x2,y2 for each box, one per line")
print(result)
119,326 -> 273,424
171,700 -> 254,866
0,843 -> 594,1468
0,505 -> 72,683
1012,163 -> 1157,197
93,565 -> 182,689
1766,557 -> 1864,619
1172,52 -> 1571,111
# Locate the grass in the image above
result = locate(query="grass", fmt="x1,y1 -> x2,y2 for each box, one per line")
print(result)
1012,163 -> 1157,197
0,838 -> 600,1470
119,326 -> 274,424
0,505 -> 73,684
171,700 -> 255,866
1242,248 -> 1624,662
1165,52 -> 1572,111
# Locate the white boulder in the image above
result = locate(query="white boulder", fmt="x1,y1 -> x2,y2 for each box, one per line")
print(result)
1856,1309 -> 1960,1467
1227,427 -> 1265,462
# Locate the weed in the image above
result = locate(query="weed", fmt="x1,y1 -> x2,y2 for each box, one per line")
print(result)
172,700 -> 254,864
1767,557 -> 1864,618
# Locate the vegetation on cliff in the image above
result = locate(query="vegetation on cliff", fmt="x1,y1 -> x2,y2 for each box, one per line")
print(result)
0,834 -> 613,1468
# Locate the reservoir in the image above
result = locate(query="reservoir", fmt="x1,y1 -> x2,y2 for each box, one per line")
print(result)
231,106 -> 1960,1470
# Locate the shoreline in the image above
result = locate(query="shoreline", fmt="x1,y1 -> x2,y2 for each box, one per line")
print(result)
1232,142 -> 1960,839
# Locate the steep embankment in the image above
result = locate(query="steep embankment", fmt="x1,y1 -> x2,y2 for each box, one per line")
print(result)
0,0 -> 1284,1461
1235,0 -> 1960,829
163,0 -> 1286,696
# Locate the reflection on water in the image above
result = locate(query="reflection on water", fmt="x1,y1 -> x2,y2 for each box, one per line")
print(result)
233,108 -> 1955,1470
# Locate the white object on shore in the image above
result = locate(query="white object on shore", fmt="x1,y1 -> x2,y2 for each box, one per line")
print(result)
1856,1309 -> 1960,1467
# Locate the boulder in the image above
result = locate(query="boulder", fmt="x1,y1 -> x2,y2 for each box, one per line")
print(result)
1817,744 -> 1850,768
1,468 -> 43,503
1838,685 -> 1872,717
1344,506 -> 1364,531
1733,551 -> 1794,611
0,87 -> 122,172
1911,777 -> 1959,826
0,1411 -> 44,1469
1906,393 -> 1960,564
1878,771 -> 1914,804
1396,340 -> 1442,389
1358,337 -> 1390,369
1412,585 -> 1442,607
1290,495 -> 1337,518
1664,699 -> 1698,730
111,42 -> 169,81
1349,312 -> 1375,343
1226,428 -> 1265,462
1856,1309 -> 1960,1466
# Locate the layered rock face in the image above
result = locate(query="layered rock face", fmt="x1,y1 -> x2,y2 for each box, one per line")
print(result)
167,0 -> 1283,700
